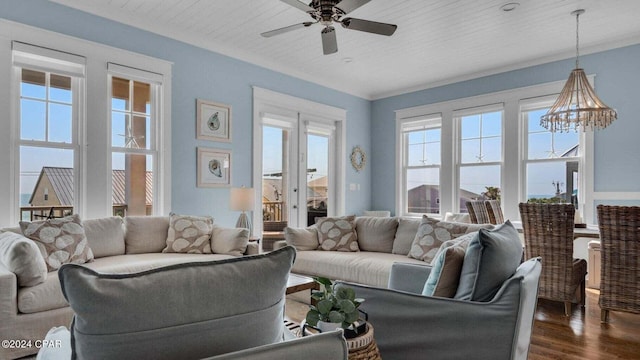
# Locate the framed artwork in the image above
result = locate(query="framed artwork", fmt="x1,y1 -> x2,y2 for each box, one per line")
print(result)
196,99 -> 231,142
197,147 -> 231,187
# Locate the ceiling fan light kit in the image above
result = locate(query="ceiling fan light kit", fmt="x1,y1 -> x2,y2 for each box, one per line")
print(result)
262,0 -> 398,55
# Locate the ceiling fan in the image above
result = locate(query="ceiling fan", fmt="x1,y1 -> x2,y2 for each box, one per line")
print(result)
261,0 -> 398,55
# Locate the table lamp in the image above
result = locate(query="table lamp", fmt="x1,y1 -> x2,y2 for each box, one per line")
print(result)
230,186 -> 255,236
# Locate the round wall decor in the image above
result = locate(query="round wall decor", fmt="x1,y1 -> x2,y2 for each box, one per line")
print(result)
350,146 -> 366,172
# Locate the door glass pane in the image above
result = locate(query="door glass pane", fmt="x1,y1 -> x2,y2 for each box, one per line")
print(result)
459,165 -> 500,212
112,153 -> 153,216
262,126 -> 290,233
407,168 -> 440,214
307,134 -> 329,226
20,146 -> 74,221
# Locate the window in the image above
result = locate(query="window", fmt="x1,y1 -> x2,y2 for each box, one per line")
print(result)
401,116 -> 441,215
109,65 -> 160,216
456,107 -> 503,212
395,79 -> 592,221
522,102 -> 581,206
2,24 -> 172,226
14,44 -> 84,221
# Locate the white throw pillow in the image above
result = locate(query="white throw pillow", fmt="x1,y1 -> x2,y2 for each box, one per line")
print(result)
211,225 -> 249,256
284,226 -> 319,251
36,326 -> 71,360
0,231 -> 47,287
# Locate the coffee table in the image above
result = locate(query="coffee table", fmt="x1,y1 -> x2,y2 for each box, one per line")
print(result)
287,273 -> 318,295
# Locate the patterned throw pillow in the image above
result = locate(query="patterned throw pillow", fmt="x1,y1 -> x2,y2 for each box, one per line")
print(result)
408,216 -> 492,263
163,214 -> 214,254
316,215 -> 359,252
19,214 -> 94,272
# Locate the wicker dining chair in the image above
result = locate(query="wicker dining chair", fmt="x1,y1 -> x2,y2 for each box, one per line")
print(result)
596,205 -> 640,323
485,200 -> 504,224
466,200 -> 491,224
519,203 -> 587,316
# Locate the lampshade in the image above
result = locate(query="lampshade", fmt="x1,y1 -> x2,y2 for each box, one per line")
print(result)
230,187 -> 255,211
540,9 -> 617,132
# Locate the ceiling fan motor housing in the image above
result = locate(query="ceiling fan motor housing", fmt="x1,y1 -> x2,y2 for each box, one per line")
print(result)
310,0 -> 344,25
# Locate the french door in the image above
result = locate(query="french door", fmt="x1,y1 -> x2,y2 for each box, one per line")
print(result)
261,115 -> 335,230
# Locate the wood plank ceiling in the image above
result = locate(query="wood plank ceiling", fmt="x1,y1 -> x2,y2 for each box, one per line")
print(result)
50,0 -> 640,99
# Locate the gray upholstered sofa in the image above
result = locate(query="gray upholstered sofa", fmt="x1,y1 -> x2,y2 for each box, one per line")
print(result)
0,216 -> 258,360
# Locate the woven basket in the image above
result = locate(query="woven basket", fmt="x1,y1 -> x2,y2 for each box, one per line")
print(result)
346,322 -> 381,360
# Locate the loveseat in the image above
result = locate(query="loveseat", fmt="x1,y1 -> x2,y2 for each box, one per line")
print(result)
0,215 -> 258,360
274,215 -> 491,288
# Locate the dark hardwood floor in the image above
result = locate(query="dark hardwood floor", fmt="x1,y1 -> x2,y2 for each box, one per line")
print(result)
529,288 -> 640,360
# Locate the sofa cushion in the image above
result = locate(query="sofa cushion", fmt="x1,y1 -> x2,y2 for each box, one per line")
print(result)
211,226 -> 249,256
409,216 -> 492,263
19,214 -> 94,272
162,214 -> 214,254
355,217 -> 398,253
0,231 -> 47,287
291,251 -> 425,288
83,217 -> 125,258
454,221 -> 524,301
316,215 -> 359,252
421,239 -> 470,297
17,253 -> 237,314
59,247 -> 296,360
124,216 -> 169,254
284,226 -> 318,251
392,218 -> 421,255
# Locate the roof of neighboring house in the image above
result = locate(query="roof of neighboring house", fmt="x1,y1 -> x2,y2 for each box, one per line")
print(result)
30,167 -> 152,206
29,167 -> 74,205
408,184 -> 480,200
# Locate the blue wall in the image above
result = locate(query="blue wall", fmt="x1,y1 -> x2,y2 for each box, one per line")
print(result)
0,0 -> 372,226
371,44 -> 640,215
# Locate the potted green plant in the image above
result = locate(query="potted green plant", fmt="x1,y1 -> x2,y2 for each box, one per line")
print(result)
305,277 -> 365,338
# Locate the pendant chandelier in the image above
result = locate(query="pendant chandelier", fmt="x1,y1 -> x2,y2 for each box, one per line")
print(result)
540,9 -> 617,132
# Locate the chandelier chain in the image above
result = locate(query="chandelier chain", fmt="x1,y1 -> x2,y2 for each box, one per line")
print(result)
575,11 -> 580,68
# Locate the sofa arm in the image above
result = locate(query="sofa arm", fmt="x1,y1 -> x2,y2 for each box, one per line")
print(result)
272,240 -> 287,251
203,330 -> 347,360
0,262 -> 18,337
387,262 -> 432,294
245,241 -> 259,255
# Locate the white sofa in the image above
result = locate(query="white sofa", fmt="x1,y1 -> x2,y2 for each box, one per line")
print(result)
275,217 -> 428,288
0,216 -> 258,360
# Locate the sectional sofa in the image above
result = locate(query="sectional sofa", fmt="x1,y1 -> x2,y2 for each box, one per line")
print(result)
0,215 -> 258,360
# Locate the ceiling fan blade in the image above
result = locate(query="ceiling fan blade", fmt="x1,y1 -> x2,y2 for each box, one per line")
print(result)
321,26 -> 338,55
335,0 -> 371,14
261,22 -> 314,38
280,0 -> 315,13
341,17 -> 397,36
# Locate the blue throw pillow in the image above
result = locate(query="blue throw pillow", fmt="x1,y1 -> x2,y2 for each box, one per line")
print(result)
454,221 -> 523,301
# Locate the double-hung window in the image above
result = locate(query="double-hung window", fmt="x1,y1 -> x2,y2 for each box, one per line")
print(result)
2,24 -> 172,226
456,106 -> 503,211
13,43 -> 85,221
109,64 -> 161,216
400,116 -> 442,215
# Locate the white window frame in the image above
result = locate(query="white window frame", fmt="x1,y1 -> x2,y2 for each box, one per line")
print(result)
108,63 -> 163,216
0,20 -> 172,226
520,96 -> 586,212
454,104 -> 504,212
252,87 -> 346,238
395,78 -> 595,222
399,115 -> 442,216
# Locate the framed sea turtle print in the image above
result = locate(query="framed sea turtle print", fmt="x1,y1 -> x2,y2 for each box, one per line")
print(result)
197,147 -> 231,187
196,99 -> 231,142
